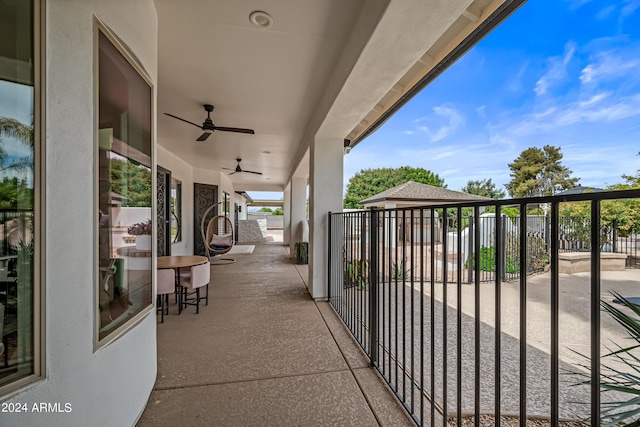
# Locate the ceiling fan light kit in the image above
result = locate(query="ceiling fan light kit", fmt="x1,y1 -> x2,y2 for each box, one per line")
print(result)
222,158 -> 263,176
164,104 -> 255,141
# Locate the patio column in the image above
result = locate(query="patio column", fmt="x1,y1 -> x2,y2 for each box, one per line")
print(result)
309,136 -> 343,299
283,182 -> 291,246
290,176 -> 307,258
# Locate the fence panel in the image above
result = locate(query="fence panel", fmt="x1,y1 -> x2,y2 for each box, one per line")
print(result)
328,189 -> 640,426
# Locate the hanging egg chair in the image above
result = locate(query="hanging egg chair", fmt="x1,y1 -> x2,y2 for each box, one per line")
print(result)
200,202 -> 235,264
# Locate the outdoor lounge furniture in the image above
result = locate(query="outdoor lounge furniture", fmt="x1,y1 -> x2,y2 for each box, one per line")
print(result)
179,262 -> 210,314
157,268 -> 175,323
200,202 -> 235,264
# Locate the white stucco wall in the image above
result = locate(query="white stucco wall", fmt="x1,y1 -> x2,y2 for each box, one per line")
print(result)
155,160 -> 243,255
233,192 -> 248,220
1,1 -> 158,426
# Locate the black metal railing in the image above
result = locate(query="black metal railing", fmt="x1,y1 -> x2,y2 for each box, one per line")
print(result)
328,189 -> 640,426
558,217 -> 640,268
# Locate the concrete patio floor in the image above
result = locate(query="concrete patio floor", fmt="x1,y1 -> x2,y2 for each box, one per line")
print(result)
137,243 -> 414,427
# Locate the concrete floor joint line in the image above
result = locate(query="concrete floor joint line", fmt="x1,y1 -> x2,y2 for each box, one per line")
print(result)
315,300 -> 390,426
152,367 -> 356,392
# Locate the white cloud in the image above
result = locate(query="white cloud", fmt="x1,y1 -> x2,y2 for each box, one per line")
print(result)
595,5 -> 616,20
507,61 -> 529,93
579,50 -> 640,84
433,151 -> 455,160
566,0 -> 593,10
621,0 -> 640,20
403,130 -> 414,135
578,92 -> 610,107
535,42 -> 576,96
556,94 -> 640,125
499,91 -> 640,139
416,106 -> 464,142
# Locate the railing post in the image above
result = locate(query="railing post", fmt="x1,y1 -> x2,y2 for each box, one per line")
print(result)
550,202 -> 560,425
612,219 -> 618,253
369,207 -> 379,367
545,214 -> 551,252
500,214 -> 507,282
467,215 -> 474,283
328,212 -> 332,301
590,200 -> 601,425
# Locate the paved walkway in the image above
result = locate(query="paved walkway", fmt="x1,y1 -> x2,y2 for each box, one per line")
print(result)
332,268 -> 639,422
416,269 -> 639,420
137,244 -> 413,427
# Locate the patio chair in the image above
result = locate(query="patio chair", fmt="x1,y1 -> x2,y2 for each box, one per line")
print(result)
179,262 -> 210,314
157,268 -> 175,323
200,203 -> 235,264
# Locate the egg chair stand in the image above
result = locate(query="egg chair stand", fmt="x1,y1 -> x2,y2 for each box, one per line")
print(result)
200,202 -> 236,265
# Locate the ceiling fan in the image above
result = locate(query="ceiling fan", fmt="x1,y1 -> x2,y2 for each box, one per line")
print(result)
164,104 -> 255,141
223,158 -> 263,176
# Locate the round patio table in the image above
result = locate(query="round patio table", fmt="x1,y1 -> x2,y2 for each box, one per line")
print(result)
157,255 -> 208,270
157,256 -> 208,314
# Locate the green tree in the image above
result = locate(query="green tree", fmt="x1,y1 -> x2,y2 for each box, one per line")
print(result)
559,154 -> 640,239
272,208 -> 283,215
0,117 -> 35,211
0,117 -> 34,173
506,145 -> 578,198
110,158 -> 152,207
461,178 -> 505,199
617,151 -> 640,189
0,177 -> 33,209
344,166 -> 445,208
259,207 -> 273,213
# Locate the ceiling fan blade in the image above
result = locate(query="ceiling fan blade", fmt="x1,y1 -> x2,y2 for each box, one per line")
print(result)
228,171 -> 238,175
164,113 -> 203,129
244,170 -> 263,175
221,167 -> 235,171
196,132 -> 212,141
214,126 -> 255,135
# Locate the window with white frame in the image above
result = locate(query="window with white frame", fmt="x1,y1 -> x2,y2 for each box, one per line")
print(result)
96,26 -> 153,344
0,0 -> 39,391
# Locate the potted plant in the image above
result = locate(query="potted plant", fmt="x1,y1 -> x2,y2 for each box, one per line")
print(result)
294,241 -> 308,264
128,219 -> 152,250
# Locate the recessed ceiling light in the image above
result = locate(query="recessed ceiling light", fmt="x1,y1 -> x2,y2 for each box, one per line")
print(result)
249,11 -> 273,29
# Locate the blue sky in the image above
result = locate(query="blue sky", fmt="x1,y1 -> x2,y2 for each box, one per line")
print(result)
0,80 -> 34,185
344,0 -> 640,194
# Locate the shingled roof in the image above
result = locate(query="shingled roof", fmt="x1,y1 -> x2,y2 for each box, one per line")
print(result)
359,181 -> 492,207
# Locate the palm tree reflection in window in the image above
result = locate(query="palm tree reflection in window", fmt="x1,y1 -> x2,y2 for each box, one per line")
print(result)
0,115 -> 35,380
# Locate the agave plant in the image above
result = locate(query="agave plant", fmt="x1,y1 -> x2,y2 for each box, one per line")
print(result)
587,292 -> 640,426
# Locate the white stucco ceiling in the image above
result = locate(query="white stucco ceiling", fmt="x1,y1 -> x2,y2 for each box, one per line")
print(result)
154,0 -> 516,192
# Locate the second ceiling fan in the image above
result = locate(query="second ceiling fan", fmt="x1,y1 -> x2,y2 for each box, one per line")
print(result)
164,104 -> 255,141
223,158 -> 262,175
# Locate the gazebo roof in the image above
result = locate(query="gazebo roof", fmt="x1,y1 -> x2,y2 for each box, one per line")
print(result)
555,185 -> 603,196
359,181 -> 492,207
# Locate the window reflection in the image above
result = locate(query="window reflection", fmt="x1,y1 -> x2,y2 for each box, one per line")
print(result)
0,0 -> 35,389
170,178 -> 181,243
223,192 -> 230,217
97,29 -> 152,342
